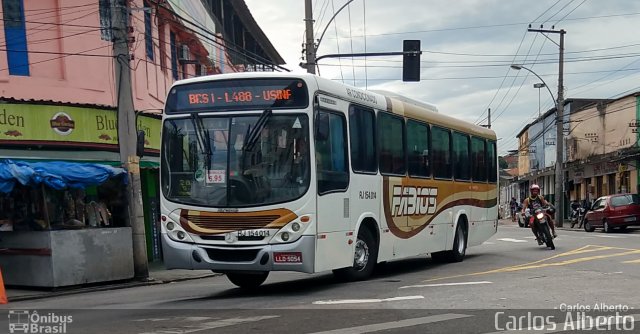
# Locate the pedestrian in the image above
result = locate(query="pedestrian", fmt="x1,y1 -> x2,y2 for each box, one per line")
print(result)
510,197 -> 518,222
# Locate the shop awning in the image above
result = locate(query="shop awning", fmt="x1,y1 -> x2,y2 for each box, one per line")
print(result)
0,160 -> 127,193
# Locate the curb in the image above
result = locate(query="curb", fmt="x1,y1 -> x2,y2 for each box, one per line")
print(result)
7,273 -> 223,303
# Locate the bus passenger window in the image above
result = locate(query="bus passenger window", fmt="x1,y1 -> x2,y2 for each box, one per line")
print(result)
487,140 -> 497,182
378,112 -> 406,175
453,132 -> 470,180
349,105 -> 376,173
432,126 -> 452,179
407,120 -> 430,177
472,137 -> 487,182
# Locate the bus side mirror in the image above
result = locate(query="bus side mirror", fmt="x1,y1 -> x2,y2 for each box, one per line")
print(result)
315,112 -> 329,141
136,130 -> 146,158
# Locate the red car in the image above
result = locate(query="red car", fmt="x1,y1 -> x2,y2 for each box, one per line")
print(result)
583,194 -> 640,233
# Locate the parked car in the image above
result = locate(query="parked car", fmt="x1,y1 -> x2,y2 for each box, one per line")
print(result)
583,194 -> 640,233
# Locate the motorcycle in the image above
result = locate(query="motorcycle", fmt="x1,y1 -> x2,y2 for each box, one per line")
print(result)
570,207 -> 586,228
525,207 -> 556,250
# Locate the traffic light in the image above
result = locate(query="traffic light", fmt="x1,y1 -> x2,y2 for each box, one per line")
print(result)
403,40 -> 421,82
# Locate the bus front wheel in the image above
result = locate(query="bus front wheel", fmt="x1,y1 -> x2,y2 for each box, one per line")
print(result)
226,272 -> 269,289
333,228 -> 378,281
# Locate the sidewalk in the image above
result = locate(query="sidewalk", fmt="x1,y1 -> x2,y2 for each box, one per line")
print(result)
5,263 -> 220,302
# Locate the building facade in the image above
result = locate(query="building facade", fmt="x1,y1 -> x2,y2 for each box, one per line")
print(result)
514,99 -> 608,217
0,0 -> 283,285
566,94 -> 640,205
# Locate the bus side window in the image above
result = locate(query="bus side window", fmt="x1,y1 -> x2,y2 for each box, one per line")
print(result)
472,136 -> 487,182
316,111 -> 349,194
348,105 -> 376,173
407,120 -> 430,177
432,126 -> 452,179
378,112 -> 406,175
487,140 -> 497,182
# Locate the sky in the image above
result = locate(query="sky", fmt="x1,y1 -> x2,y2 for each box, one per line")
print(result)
243,0 -> 640,155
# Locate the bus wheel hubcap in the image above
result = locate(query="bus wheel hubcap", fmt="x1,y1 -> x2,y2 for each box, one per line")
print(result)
354,239 -> 369,270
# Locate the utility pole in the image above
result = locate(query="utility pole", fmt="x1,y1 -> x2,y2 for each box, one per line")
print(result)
528,26 -> 566,226
112,0 -> 149,278
556,30 -> 565,227
304,0 -> 316,74
488,108 -> 491,129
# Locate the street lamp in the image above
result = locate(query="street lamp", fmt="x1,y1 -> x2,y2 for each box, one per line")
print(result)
511,63 -> 565,226
510,65 -> 555,104
534,82 -> 546,117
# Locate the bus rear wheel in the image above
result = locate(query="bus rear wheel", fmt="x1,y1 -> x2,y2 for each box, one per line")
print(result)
333,228 -> 378,281
431,221 -> 467,263
226,272 -> 269,289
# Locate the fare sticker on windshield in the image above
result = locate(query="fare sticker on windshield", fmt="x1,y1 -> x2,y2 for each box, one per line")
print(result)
206,170 -> 226,184
194,169 -> 205,182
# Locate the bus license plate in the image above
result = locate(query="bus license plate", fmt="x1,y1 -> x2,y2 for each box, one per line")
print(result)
274,252 -> 302,263
237,230 -> 271,237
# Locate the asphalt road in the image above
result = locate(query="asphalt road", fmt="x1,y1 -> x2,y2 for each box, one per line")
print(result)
3,221 -> 640,333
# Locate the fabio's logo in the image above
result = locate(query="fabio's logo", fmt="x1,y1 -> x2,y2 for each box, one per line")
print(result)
391,186 -> 438,217
50,112 -> 75,136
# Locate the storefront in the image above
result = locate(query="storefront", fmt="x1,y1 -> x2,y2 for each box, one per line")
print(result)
0,102 -> 163,287
567,159 -> 638,204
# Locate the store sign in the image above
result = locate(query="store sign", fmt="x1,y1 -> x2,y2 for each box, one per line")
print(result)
0,104 -> 160,151
594,162 -> 618,176
573,171 -> 583,184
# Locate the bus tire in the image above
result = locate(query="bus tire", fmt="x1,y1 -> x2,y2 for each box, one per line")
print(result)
431,221 -> 467,263
226,272 -> 269,289
333,228 -> 377,281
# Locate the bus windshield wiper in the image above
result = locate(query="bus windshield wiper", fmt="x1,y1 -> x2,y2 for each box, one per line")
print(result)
243,109 -> 272,152
190,113 -> 213,169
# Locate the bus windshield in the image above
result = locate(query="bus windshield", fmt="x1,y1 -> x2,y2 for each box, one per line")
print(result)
161,113 -> 310,207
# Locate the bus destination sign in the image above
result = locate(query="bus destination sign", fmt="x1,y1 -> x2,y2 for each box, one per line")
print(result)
166,78 -> 309,113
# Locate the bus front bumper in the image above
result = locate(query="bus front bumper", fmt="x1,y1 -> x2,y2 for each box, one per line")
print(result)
161,234 -> 315,274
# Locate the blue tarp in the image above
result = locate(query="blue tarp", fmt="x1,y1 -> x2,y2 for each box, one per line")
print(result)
0,160 -> 127,193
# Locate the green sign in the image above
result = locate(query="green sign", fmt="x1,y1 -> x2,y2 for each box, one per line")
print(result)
0,103 -> 160,151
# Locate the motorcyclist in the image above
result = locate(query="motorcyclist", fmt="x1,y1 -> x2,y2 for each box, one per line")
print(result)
521,184 -> 557,244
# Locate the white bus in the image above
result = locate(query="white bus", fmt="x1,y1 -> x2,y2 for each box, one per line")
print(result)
160,72 -> 498,288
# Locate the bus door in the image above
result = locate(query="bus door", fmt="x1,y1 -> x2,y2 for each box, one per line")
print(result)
314,108 -> 353,271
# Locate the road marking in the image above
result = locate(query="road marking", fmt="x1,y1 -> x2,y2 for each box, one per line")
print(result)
591,234 -> 626,238
485,313 -> 640,334
421,245 -> 640,283
497,238 -> 528,243
137,316 -> 279,334
399,281 -> 492,289
623,259 -> 640,263
307,313 -> 474,334
312,295 -> 424,305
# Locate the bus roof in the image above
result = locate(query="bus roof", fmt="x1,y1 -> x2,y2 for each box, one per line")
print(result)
170,72 -> 496,140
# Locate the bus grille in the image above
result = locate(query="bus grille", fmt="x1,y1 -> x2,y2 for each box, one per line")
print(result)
205,248 -> 260,262
188,215 -> 279,230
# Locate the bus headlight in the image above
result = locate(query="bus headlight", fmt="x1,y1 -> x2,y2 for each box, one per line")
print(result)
271,215 -> 312,244
163,218 -> 194,243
